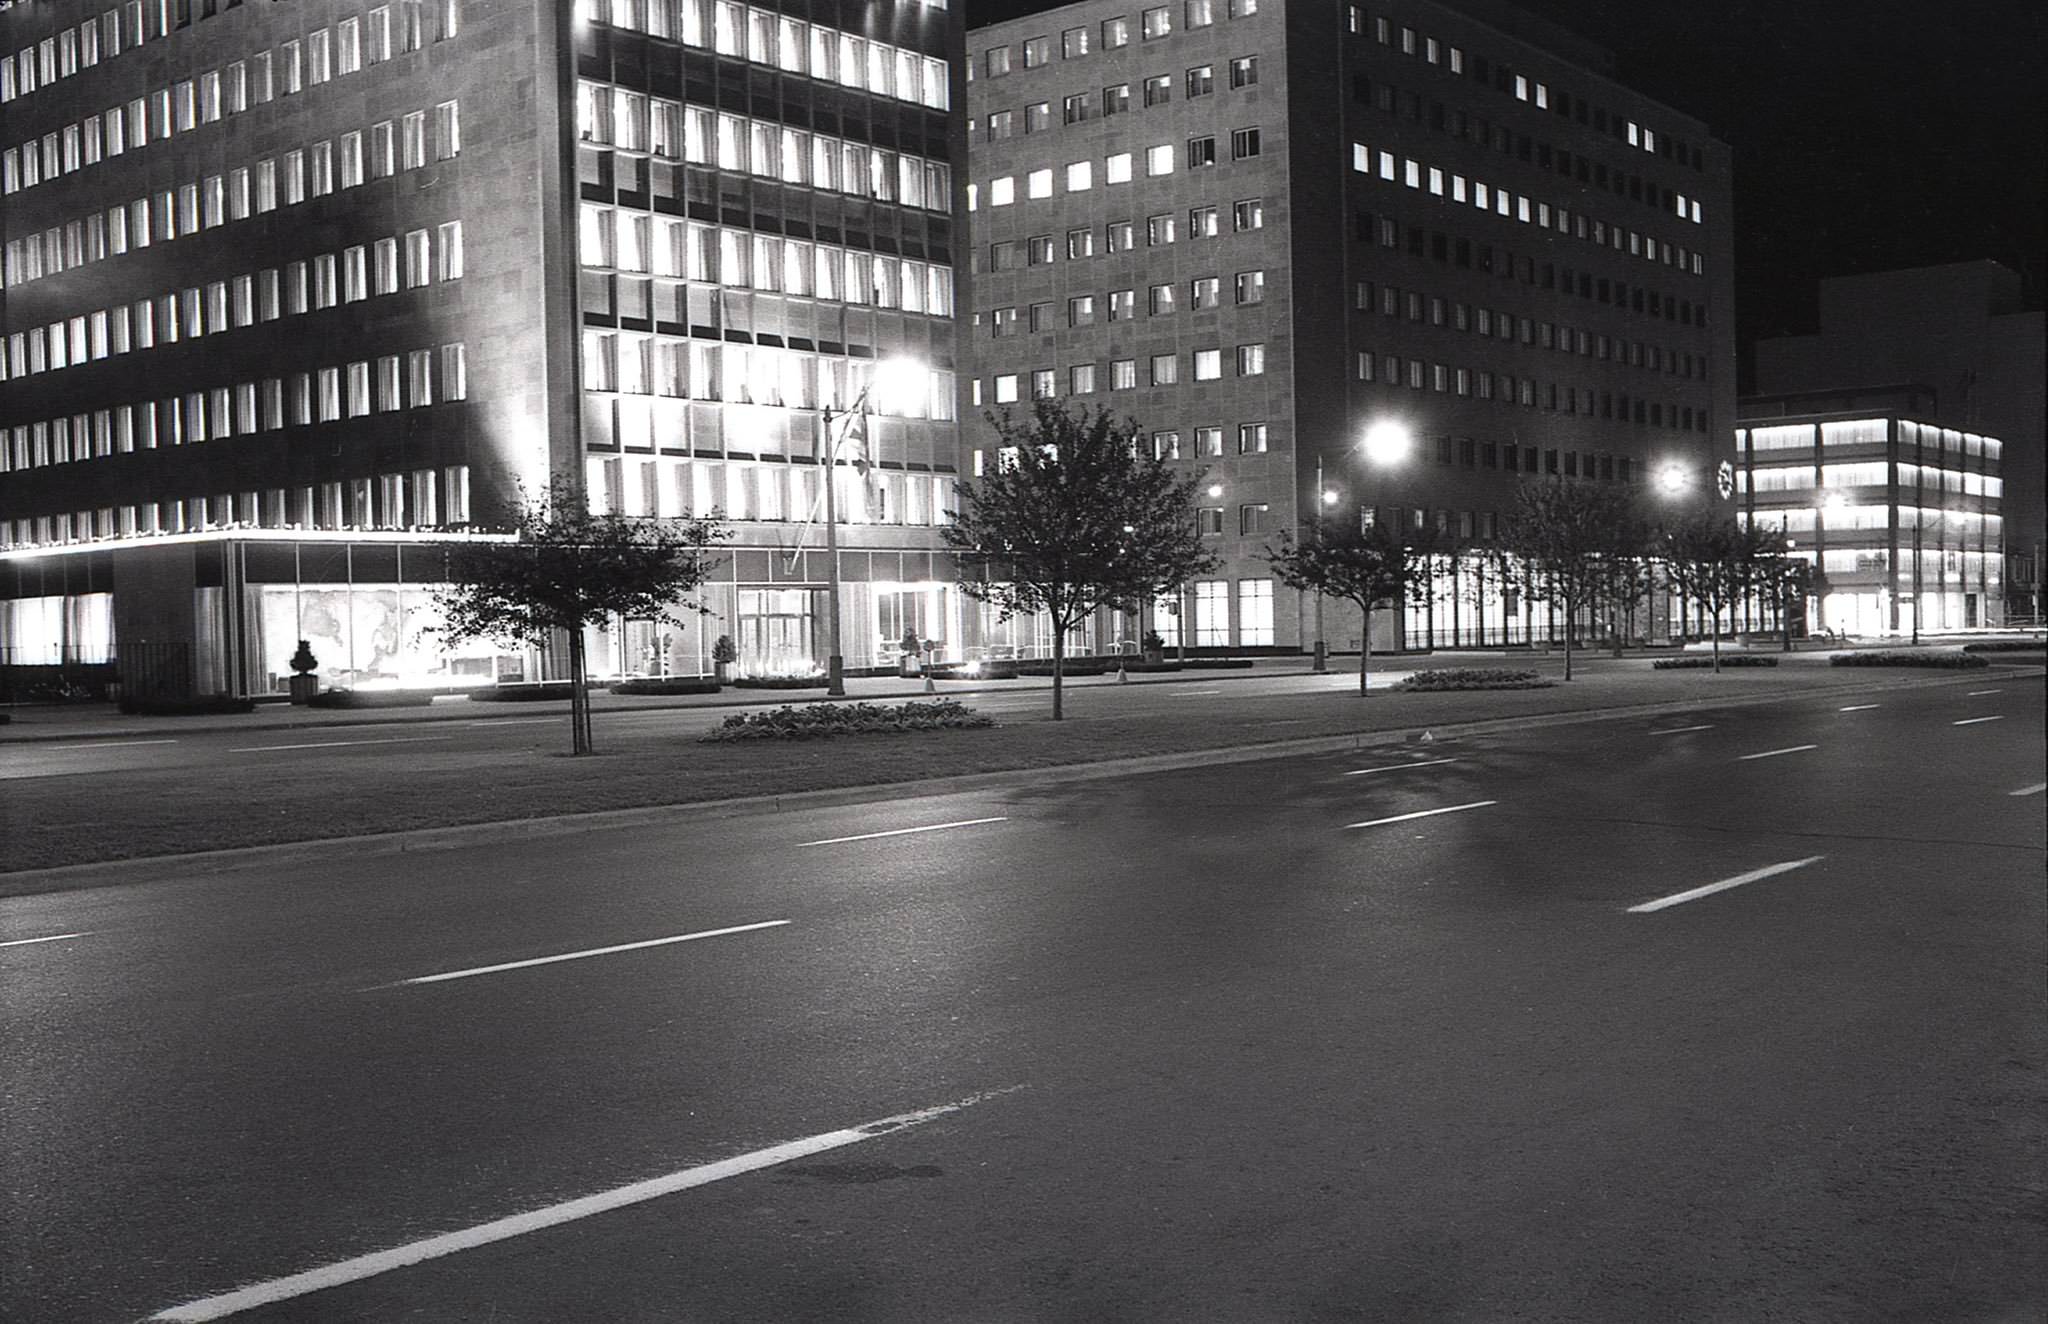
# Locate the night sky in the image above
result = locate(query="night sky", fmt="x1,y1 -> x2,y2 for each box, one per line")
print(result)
964,0 -> 2048,384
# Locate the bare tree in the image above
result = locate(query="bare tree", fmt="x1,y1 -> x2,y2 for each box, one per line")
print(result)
1265,516 -> 1434,695
435,501 -> 727,753
1492,478 -> 1641,680
944,401 -> 1217,719
1660,510 -> 1783,672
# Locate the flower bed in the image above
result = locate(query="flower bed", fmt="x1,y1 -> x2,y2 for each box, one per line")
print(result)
308,688 -> 436,708
1651,655 -> 1779,669
1397,668 -> 1552,691
703,699 -> 995,741
1830,650 -> 1988,669
608,677 -> 722,695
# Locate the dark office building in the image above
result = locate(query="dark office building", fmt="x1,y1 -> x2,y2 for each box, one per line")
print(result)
964,0 -> 1733,652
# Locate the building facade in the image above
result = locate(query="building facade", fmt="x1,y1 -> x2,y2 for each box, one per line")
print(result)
1736,389 -> 2006,636
963,0 -> 1733,652
1752,262 -> 2044,622
0,0 -> 965,697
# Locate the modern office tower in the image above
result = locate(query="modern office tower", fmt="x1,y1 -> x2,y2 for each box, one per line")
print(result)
1737,388 -> 2006,635
0,0 -> 964,699
964,0 -> 1732,653
1753,262 -> 2044,622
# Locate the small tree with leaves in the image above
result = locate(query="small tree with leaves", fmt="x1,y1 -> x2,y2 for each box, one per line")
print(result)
434,500 -> 727,754
1266,516 -> 1433,695
944,401 -> 1217,719
1493,478 -> 1642,680
1660,510 -> 1781,672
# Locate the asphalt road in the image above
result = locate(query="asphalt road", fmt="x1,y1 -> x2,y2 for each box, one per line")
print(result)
2,679 -> 2041,1322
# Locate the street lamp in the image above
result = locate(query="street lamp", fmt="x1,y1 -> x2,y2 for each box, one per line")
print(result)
818,357 -> 925,696
1311,419 -> 1413,673
1654,461 -> 1692,500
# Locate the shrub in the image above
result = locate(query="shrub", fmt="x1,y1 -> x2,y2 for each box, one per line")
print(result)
730,674 -> 830,689
710,635 -> 738,665
703,698 -> 995,741
118,695 -> 258,716
1180,658 -> 1256,670
468,681 -> 581,702
1652,655 -> 1779,669
609,676 -> 722,695
1397,668 -> 1552,691
1962,640 -> 2046,653
307,688 -> 435,708
1830,650 -> 1988,669
1017,659 -> 1111,677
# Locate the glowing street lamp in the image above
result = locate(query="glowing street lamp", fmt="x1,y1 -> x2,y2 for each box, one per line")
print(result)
819,357 -> 925,695
1654,461 -> 1692,500
1361,419 -> 1414,468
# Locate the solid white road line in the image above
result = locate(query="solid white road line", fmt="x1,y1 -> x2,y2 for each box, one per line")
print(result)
1738,744 -> 1817,761
1166,689 -> 1224,698
229,736 -> 453,753
1967,689 -> 2003,696
1344,758 -> 1460,776
1627,856 -> 1826,913
145,1090 -> 1016,1322
1953,715 -> 2005,726
1839,704 -> 1881,712
1650,724 -> 1714,735
799,816 -> 1008,847
2011,783 -> 2047,797
460,717 -> 561,726
0,932 -> 88,949
396,920 -> 790,986
47,738 -> 180,750
1344,800 -> 1496,830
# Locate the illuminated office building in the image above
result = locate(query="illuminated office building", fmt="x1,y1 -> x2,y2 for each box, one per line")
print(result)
0,0 -> 963,697
964,0 -> 1733,652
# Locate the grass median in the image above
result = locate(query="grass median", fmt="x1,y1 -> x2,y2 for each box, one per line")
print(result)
0,663 -> 2017,877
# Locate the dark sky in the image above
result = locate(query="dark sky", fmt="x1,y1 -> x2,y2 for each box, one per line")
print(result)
965,0 -> 2048,371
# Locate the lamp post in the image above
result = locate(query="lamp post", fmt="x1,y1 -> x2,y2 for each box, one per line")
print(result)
1310,457 -> 1340,672
816,358 -> 925,696
1357,419 -> 1413,657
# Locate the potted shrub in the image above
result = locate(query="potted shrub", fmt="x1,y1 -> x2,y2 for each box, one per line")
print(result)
1141,630 -> 1166,665
287,639 -> 321,705
899,629 -> 924,677
711,634 -> 738,682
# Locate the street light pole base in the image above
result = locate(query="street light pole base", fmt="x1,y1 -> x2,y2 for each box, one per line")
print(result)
826,655 -> 845,697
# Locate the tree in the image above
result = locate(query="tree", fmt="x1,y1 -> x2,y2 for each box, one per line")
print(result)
943,401 -> 1217,719
434,501 -> 727,754
1660,510 -> 1782,672
1265,516 -> 1433,695
1492,478 -> 1642,680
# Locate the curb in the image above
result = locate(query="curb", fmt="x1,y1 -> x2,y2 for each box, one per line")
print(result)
2,667 -> 2027,898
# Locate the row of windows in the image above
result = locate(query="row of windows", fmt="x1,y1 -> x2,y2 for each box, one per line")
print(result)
576,0 -> 949,108
1740,506 -> 2000,539
585,455 -> 958,527
2,3 -> 456,195
1739,420 -> 2002,461
983,270 -> 1266,335
1,2 -> 152,105
973,421 -> 1272,477
577,204 -> 954,315
1341,4 -> 1707,174
0,468 -> 474,553
1349,142 -> 1703,278
0,345 -> 468,476
978,200 -> 1264,274
576,79 -> 951,213
578,334 -> 957,420
1739,463 -> 2003,498
976,54 -> 1259,140
1,101 -> 460,290
969,128 -> 1265,208
1151,579 -> 1276,648
1354,282 -> 1704,384
1353,350 -> 1709,433
1,225 -> 461,383
980,0 -> 1260,77
1349,72 -> 1702,228
972,343 -> 1266,404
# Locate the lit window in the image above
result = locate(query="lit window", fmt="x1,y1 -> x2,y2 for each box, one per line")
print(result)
1149,353 -> 1178,385
1229,56 -> 1257,88
1146,144 -> 1174,176
1193,349 -> 1221,381
1066,160 -> 1092,191
1142,6 -> 1170,39
1232,198 -> 1263,231
1234,270 -> 1263,304
1027,168 -> 1052,198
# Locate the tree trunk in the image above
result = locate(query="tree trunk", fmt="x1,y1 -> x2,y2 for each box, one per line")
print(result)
568,628 -> 593,755
1359,603 -> 1373,696
1711,616 -> 1722,673
1051,623 -> 1066,720
1562,594 -> 1575,681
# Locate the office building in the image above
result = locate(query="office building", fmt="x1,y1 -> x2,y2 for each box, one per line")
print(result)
964,0 -> 1732,653
0,0 -> 964,697
1736,387 -> 2006,635
1753,262 -> 2044,622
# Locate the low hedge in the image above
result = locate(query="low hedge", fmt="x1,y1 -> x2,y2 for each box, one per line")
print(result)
469,682 -> 581,702
1180,658 -> 1257,670
1962,640 -> 2046,653
118,695 -> 257,716
730,675 -> 830,690
1016,659 -> 1111,677
308,688 -> 435,708
703,698 -> 995,741
609,676 -> 721,695
1830,650 -> 1988,669
928,664 -> 1020,680
1397,668 -> 1552,691
1651,655 -> 1779,669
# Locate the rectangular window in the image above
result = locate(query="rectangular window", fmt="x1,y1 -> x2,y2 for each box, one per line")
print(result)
1143,74 -> 1170,107
1148,283 -> 1175,316
1187,136 -> 1216,168
1149,353 -> 1178,386
1189,205 -> 1218,237
1142,6 -> 1171,39
1063,26 -> 1090,57
1193,349 -> 1221,381
440,343 -> 467,399
1230,127 -> 1261,159
1229,56 -> 1257,88
1103,17 -> 1130,47
434,101 -> 461,159
1236,578 -> 1273,643
1238,423 -> 1267,453
1234,270 -> 1264,304
1190,277 -> 1220,309
1232,198 -> 1263,231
